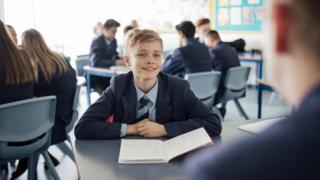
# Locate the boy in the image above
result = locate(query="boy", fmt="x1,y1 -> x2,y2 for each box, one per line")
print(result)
75,29 -> 221,139
185,0 -> 320,179
162,21 -> 212,78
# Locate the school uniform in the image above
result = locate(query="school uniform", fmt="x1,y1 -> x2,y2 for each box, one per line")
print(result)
34,61 -> 76,144
209,42 -> 240,104
89,35 -> 121,94
161,38 -> 213,78
75,71 -> 222,139
184,83 -> 320,180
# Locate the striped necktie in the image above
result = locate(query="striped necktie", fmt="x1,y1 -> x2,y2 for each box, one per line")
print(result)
136,96 -> 150,121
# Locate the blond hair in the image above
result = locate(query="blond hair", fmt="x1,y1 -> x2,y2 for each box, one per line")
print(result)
123,29 -> 163,56
21,29 -> 68,82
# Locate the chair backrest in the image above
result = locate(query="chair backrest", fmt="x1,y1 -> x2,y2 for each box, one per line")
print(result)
0,96 -> 56,160
184,71 -> 221,107
75,54 -> 89,77
224,66 -> 251,90
65,84 -> 81,133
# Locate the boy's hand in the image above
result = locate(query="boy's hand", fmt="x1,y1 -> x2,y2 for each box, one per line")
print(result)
126,124 -> 138,135
136,119 -> 167,138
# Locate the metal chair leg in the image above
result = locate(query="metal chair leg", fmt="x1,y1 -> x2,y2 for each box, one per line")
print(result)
56,141 -> 75,162
234,99 -> 249,120
27,153 -> 39,180
42,151 -> 60,180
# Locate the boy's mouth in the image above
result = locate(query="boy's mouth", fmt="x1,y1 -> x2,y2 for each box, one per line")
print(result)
142,67 -> 157,71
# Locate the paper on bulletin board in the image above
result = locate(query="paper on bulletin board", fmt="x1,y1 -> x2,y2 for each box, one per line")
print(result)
248,0 -> 260,4
230,0 -> 242,6
230,7 -> 242,25
219,0 -> 229,6
218,8 -> 229,25
243,7 -> 254,25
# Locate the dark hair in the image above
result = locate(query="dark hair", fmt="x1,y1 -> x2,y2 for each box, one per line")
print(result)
196,18 -> 210,27
124,25 -> 134,34
104,19 -> 120,29
175,21 -> 196,38
206,30 -> 221,41
0,20 -> 37,85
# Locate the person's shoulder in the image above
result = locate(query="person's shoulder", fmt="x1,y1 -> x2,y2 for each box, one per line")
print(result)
110,71 -> 133,91
91,35 -> 104,45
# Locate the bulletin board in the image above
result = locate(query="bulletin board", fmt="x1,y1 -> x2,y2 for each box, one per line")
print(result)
212,0 -> 266,31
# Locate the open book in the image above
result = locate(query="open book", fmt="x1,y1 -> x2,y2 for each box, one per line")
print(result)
238,117 -> 284,134
118,128 -> 212,164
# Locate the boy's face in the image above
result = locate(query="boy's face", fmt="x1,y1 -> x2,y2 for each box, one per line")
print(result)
103,26 -> 117,40
125,40 -> 162,81
205,37 -> 217,48
198,23 -> 210,37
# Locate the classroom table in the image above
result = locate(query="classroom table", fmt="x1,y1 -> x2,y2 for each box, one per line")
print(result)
256,79 -> 274,119
239,54 -> 263,82
83,66 -> 130,105
71,119 -> 260,180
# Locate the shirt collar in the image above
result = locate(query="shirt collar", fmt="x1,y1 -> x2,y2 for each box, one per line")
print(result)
134,78 -> 158,105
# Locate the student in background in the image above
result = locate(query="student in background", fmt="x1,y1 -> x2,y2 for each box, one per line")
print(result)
185,0 -> 320,179
75,29 -> 221,139
5,24 -> 18,45
205,30 -> 240,116
0,20 -> 37,179
0,21 -> 36,104
89,19 -> 125,94
93,21 -> 103,39
19,29 -> 77,177
129,19 -> 139,28
123,25 -> 134,35
162,21 -> 212,78
195,18 -> 211,43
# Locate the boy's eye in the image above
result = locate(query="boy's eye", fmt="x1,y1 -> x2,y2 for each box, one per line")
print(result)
153,54 -> 161,58
136,53 -> 147,57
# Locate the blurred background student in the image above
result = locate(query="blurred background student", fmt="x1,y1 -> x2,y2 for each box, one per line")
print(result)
195,18 -> 211,44
89,19 -> 125,94
0,20 -> 37,179
0,20 -> 36,105
162,21 -> 212,78
5,24 -> 18,45
205,30 -> 240,117
10,28 -> 77,179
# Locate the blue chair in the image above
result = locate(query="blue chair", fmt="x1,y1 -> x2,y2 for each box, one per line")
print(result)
0,96 -> 60,180
75,54 -> 89,78
184,71 -> 221,108
55,84 -> 81,162
217,66 -> 251,120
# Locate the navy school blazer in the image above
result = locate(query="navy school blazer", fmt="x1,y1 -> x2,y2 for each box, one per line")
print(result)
184,83 -> 320,180
75,72 -> 222,139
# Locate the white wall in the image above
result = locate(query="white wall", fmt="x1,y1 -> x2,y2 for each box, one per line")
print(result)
0,0 -> 4,21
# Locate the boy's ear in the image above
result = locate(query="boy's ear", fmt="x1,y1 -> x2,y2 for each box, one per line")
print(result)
274,3 -> 292,53
123,55 -> 131,67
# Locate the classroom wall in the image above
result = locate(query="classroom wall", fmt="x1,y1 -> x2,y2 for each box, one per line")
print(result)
0,0 -> 4,21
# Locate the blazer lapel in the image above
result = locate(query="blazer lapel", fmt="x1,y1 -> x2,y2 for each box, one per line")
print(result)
156,74 -> 172,124
120,75 -> 137,124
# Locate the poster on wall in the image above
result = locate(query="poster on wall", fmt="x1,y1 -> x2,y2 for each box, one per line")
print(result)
230,7 -> 242,25
218,8 -> 229,25
213,0 -> 265,31
230,0 -> 242,6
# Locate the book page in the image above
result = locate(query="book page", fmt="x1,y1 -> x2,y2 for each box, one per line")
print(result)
118,139 -> 167,164
238,117 -> 283,134
164,128 -> 212,160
